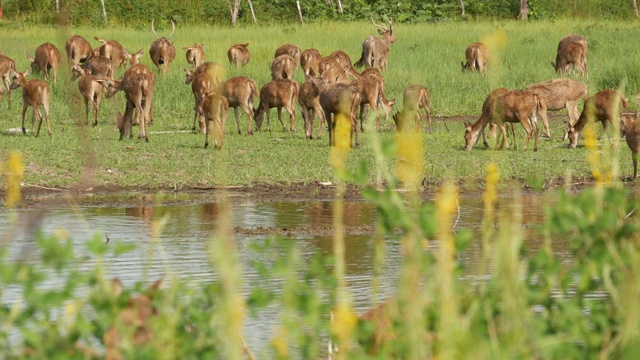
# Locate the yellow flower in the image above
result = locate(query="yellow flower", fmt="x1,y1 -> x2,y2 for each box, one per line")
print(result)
395,130 -> 424,192
331,304 -> 358,343
483,163 -> 500,209
329,113 -> 352,173
5,151 -> 24,208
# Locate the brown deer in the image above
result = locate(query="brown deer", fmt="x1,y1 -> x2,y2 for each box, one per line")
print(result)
317,81 -> 362,147
65,35 -> 93,70
329,50 -> 361,80
220,76 -> 259,135
274,43 -> 302,65
9,68 -> 51,136
301,48 -> 322,77
461,42 -> 488,73
184,69 -> 217,133
351,73 -> 395,131
28,42 -> 61,83
319,57 -> 349,84
182,43 -> 204,68
94,37 -> 128,68
255,78 -> 300,132
71,65 -> 110,126
149,19 -> 176,74
271,54 -> 296,80
621,113 -> 640,179
566,89 -> 627,149
107,73 -> 155,141
126,48 -> 145,66
80,55 -> 114,79
299,76 -> 327,140
354,15 -> 395,71
0,52 -> 16,108
203,90 -> 229,149
122,62 -> 156,125
227,43 -> 250,67
396,84 -> 432,132
464,89 -> 541,151
524,78 -> 587,138
184,61 -> 226,86
551,35 -> 588,77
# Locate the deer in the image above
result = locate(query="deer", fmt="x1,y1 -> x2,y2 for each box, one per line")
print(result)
0,52 -> 16,108
464,89 -> 541,151
299,76 -> 327,140
184,69 -> 218,133
461,42 -> 488,73
219,76 -> 259,135
227,43 -> 250,67
566,89 -> 628,149
254,78 -> 300,132
65,35 -> 93,70
203,89 -> 229,149
271,54 -> 296,80
149,19 -> 176,74
107,72 -> 155,141
316,81 -> 362,147
328,50 -> 361,80
9,68 -> 51,137
551,34 -> 588,77
80,55 -> 115,79
274,43 -> 302,65
122,62 -> 156,125
351,72 -> 395,132
28,42 -> 61,83
621,113 -> 640,179
301,48 -> 322,77
94,36 -> 128,68
354,15 -> 395,71
182,43 -> 204,68
184,61 -> 226,86
71,65 -> 110,126
524,78 -> 587,138
394,84 -> 432,132
319,57 -> 350,84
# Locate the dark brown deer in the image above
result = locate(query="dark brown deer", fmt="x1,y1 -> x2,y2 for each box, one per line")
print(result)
397,84 -> 432,132
351,73 -> 395,131
94,36 -> 128,68
183,69 -> 216,133
621,113 -> 640,179
220,76 -> 259,135
0,52 -> 16,108
182,43 -> 204,68
525,78 -> 587,138
299,76 -> 327,140
203,90 -> 229,149
551,35 -> 588,77
9,68 -> 51,136
301,48 -> 322,77
227,43 -> 250,67
183,62 -> 226,86
255,78 -> 300,132
107,73 -> 155,141
271,54 -> 296,80
149,19 -> 176,74
317,81 -> 362,147
80,55 -> 114,79
28,42 -> 61,83
461,42 -> 488,73
567,89 -> 627,149
65,35 -> 93,70
71,65 -> 110,126
464,89 -> 541,151
354,15 -> 395,71
274,43 -> 302,65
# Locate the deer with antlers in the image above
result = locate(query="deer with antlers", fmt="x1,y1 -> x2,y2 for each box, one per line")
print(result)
0,52 -> 16,108
566,89 -> 627,149
9,68 -> 51,137
183,43 -> 204,68
227,43 -> 250,67
71,65 -> 110,126
461,42 -> 488,73
255,78 -> 300,132
65,35 -> 93,70
28,42 -> 61,83
551,34 -> 588,77
354,16 -> 395,71
149,20 -> 176,74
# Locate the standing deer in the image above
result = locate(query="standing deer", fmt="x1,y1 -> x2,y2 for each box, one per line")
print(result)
395,84 -> 432,132
461,42 -> 488,73
94,37 -> 128,68
220,76 -> 259,135
0,52 -> 16,108
227,43 -> 250,67
566,89 -> 627,149
71,65 -> 110,126
123,62 -> 156,125
65,35 -> 93,70
551,35 -> 588,77
299,76 -> 327,139
354,15 -> 395,71
9,68 -> 51,137
621,113 -> 640,179
183,43 -> 204,68
203,90 -> 229,149
184,62 -> 226,86
274,43 -> 302,65
28,42 -> 61,83
317,81 -> 362,147
301,48 -> 322,77
351,73 -> 395,131
184,69 -> 217,133
107,73 -> 155,141
255,78 -> 300,132
524,78 -> 587,138
271,54 -> 296,80
329,50 -> 361,80
319,57 -> 349,84
80,55 -> 114,79
149,19 -> 176,74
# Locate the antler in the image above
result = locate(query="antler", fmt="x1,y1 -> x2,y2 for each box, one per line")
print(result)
370,15 -> 388,31
168,20 -> 176,39
383,14 -> 394,30
151,19 -> 159,38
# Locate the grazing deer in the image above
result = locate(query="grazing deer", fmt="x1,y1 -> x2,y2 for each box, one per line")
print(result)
464,89 -> 541,151
461,42 -> 488,73
107,73 -> 155,141
525,78 -> 587,138
354,15 -> 395,71
301,48 -> 322,77
271,54 -> 296,80
203,90 -> 229,149
255,78 -> 300,132
126,48 -> 145,66
299,76 -> 327,139
94,36 -> 128,68
274,43 -> 302,65
551,35 -> 588,77
149,19 -> 176,74
184,61 -> 226,86
65,35 -> 93,70
220,76 -> 259,135
621,113 -> 640,179
227,43 -> 250,67
28,42 -> 61,83
319,57 -> 349,84
396,84 -> 432,132
317,81 -> 362,147
351,73 -> 395,131
183,43 -> 205,68
71,65 -> 110,126
80,55 -> 114,79
566,89 -> 628,149
9,68 -> 51,136
329,50 -> 361,80
184,69 -> 217,133
0,52 -> 16,108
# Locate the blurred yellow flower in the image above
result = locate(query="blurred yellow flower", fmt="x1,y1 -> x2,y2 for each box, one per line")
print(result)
483,163 -> 499,209
5,151 -> 24,208
395,130 -> 424,192
329,113 -> 352,173
331,304 -> 358,344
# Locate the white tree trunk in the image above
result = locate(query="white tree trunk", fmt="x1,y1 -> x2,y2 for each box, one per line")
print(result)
460,0 -> 465,17
634,0 -> 639,17
226,0 -> 241,26
336,0 -> 343,14
247,0 -> 257,23
55,0 -> 59,13
519,0 -> 528,20
296,1 -> 304,24
100,0 -> 107,25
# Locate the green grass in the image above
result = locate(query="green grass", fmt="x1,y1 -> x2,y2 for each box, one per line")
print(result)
0,19 -> 638,190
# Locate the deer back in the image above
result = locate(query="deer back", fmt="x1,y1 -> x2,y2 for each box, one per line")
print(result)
0,53 -> 16,78
31,42 -> 61,72
525,78 -> 587,111
221,76 -> 258,108
301,48 -> 322,77
227,43 -> 250,67
65,35 -> 93,67
81,55 -> 114,79
183,44 -> 205,68
271,54 -> 296,80
94,37 -> 127,68
274,44 -> 302,64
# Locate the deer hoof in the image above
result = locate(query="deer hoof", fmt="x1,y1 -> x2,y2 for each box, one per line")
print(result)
21,127 -> 26,135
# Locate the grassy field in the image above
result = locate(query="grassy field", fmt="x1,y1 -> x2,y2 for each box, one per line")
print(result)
1,19 -> 639,191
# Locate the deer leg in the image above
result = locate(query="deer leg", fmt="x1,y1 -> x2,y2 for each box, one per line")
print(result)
276,107 -> 286,131
43,99 -> 51,136
241,104 -> 254,135
425,106 -> 432,133
287,106 -> 295,132
83,97 -> 90,125
204,117 -> 210,148
359,103 -> 366,132
93,91 -> 102,127
633,152 -> 638,179
302,106 -> 311,139
539,108 -> 551,138
34,107 -> 44,137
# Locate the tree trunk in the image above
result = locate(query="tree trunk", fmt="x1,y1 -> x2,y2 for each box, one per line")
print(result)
519,0 -> 529,20
100,0 -> 108,25
296,1 -> 304,24
460,0 -> 465,17
55,0 -> 60,13
247,0 -> 257,23
227,0 -> 241,26
634,0 -> 639,17
336,0 -> 343,14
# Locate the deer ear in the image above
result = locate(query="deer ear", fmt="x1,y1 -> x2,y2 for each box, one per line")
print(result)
27,55 -> 35,63
23,68 -> 30,76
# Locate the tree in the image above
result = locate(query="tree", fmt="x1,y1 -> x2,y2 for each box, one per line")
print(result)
634,0 -> 638,17
519,0 -> 529,20
227,0 -> 241,26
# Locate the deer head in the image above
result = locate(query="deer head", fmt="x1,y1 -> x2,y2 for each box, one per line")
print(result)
371,15 -> 395,44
